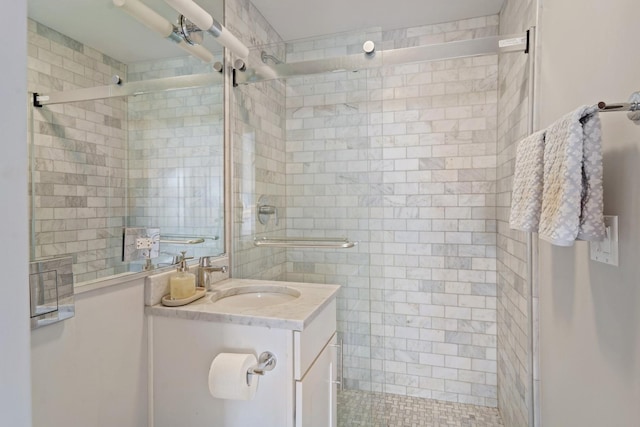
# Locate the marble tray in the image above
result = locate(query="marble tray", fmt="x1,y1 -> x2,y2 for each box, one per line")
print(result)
161,287 -> 206,307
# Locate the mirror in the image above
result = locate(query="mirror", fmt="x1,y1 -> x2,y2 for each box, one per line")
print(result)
27,0 -> 225,285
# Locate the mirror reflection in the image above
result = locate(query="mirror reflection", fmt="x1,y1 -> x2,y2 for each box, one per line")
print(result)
27,0 -> 225,285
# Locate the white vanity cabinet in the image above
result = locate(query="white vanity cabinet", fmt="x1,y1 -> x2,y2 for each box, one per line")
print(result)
150,295 -> 337,427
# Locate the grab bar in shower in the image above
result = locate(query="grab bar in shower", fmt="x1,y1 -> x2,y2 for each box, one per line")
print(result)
160,235 -> 219,245
253,236 -> 357,249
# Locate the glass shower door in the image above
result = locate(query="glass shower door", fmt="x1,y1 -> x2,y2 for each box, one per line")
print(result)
230,29 -> 383,426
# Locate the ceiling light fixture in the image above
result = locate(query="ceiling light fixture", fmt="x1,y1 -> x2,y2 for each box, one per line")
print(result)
113,0 -> 215,63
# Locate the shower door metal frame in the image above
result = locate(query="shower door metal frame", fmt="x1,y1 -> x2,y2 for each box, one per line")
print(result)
33,72 -> 223,107
526,25 -> 540,427
234,34 -> 528,85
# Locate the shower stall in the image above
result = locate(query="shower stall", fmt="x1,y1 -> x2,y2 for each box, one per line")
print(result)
229,12 -> 535,425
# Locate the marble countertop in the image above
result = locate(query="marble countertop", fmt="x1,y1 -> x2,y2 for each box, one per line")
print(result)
145,278 -> 340,330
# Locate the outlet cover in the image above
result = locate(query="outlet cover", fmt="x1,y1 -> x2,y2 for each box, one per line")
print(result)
123,227 -> 160,262
590,215 -> 619,266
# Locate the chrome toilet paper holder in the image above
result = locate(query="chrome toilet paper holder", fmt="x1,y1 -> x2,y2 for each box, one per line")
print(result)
246,351 -> 277,386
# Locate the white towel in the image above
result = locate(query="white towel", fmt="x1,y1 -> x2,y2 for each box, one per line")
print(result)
539,105 -> 605,246
509,129 -> 546,232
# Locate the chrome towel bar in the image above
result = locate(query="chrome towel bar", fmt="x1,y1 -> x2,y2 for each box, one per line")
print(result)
253,236 -> 357,249
597,101 -> 640,112
597,91 -> 640,124
160,235 -> 219,245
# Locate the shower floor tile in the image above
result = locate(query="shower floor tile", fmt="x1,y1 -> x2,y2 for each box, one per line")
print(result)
338,390 -> 504,427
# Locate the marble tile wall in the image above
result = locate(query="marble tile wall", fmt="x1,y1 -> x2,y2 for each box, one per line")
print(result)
28,19 -> 128,283
496,0 -> 537,425
283,16 -> 500,406
126,58 -> 225,264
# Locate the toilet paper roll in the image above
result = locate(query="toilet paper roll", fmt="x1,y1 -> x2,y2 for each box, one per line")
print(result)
208,353 -> 258,400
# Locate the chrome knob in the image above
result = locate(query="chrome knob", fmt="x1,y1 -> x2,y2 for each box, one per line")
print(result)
233,59 -> 246,71
363,40 -> 375,55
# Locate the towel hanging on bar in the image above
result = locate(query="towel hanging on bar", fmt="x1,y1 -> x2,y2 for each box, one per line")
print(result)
510,105 -> 605,246
509,129 -> 546,232
539,105 -> 605,245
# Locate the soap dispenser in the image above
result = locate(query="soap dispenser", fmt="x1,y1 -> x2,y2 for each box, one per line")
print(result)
169,251 -> 196,300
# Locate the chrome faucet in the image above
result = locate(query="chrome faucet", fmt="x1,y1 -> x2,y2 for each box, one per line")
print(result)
156,252 -> 191,268
198,256 -> 228,289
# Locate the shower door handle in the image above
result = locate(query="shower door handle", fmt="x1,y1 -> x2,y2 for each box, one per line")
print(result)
330,339 -> 344,391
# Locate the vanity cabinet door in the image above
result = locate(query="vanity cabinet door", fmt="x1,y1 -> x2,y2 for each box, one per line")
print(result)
295,333 -> 337,427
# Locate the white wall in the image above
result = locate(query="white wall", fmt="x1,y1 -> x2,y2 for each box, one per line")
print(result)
0,0 -> 32,425
31,280 -> 148,427
538,0 -> 640,425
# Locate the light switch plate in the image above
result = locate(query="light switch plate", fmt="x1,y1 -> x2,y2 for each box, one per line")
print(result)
590,215 -> 618,266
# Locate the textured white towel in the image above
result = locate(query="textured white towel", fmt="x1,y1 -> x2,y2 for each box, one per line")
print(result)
539,105 -> 605,246
509,129 -> 546,232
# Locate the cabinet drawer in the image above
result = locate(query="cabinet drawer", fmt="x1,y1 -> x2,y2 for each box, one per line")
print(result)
294,299 -> 336,380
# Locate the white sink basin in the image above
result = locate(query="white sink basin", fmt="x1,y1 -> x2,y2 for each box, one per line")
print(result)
210,285 -> 301,309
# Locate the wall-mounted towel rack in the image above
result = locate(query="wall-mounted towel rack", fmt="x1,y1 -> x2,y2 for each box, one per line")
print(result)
597,91 -> 640,124
253,236 -> 357,249
597,101 -> 639,112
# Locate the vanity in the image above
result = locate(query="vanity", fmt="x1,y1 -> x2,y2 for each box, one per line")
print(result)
145,278 -> 340,427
